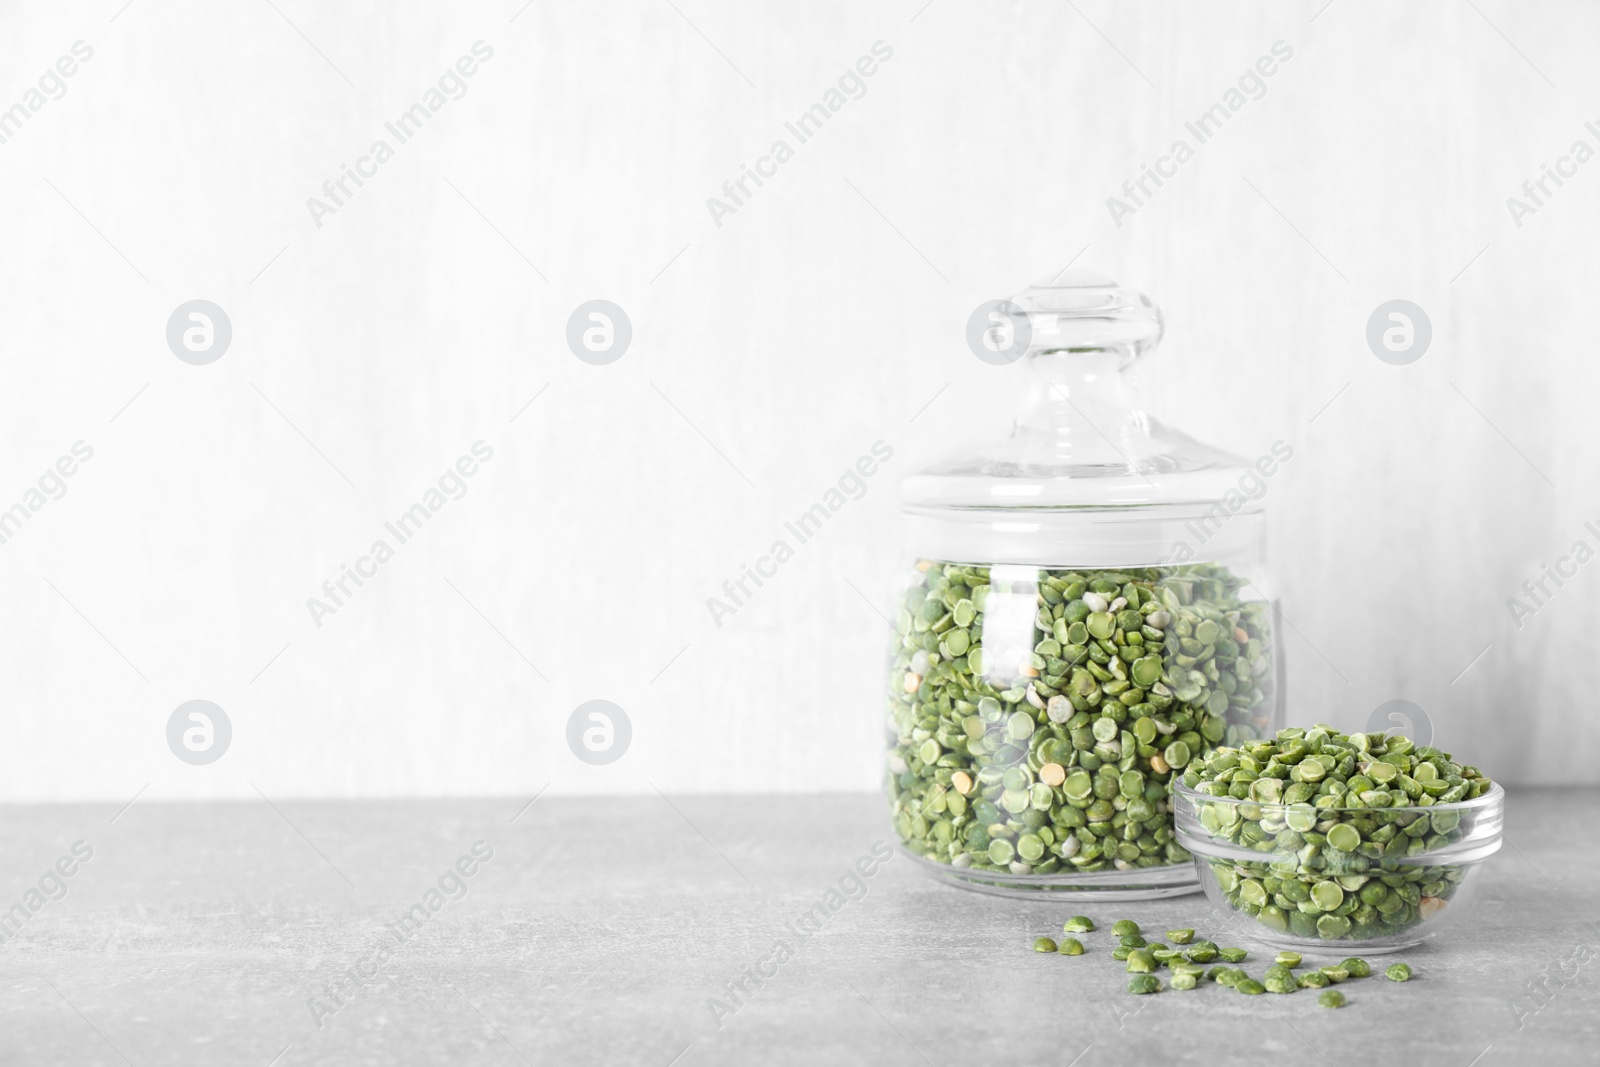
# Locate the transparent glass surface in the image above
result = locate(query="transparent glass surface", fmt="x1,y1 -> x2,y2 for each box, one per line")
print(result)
1173,782 -> 1504,951
883,273 -> 1286,898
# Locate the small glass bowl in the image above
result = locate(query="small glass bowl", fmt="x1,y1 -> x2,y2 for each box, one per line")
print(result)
1172,780 -> 1503,952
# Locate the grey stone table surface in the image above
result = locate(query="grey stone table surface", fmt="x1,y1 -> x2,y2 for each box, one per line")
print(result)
1,788 -> 1596,1066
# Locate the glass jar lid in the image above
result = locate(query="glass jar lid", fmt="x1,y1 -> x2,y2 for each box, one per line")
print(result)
902,271 -> 1253,512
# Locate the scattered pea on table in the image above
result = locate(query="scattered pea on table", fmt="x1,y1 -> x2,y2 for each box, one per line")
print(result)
1126,949 -> 1158,973
1262,965 -> 1298,994
1028,910 -> 1412,1009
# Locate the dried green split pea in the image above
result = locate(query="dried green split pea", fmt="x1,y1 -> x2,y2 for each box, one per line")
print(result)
888,563 -> 1275,877
1184,724 -> 1492,942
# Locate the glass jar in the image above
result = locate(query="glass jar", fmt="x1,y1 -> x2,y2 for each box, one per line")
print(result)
884,272 -> 1285,899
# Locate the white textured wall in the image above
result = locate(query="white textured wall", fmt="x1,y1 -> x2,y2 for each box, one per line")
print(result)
0,0 -> 1592,800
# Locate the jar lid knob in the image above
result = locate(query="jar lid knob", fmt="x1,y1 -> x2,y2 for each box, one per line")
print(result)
1005,269 -> 1163,364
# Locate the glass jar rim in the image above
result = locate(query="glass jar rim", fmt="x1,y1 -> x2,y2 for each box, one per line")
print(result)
1171,778 -> 1504,817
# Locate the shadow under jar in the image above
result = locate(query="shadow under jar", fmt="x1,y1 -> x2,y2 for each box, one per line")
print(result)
884,273 -> 1285,899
